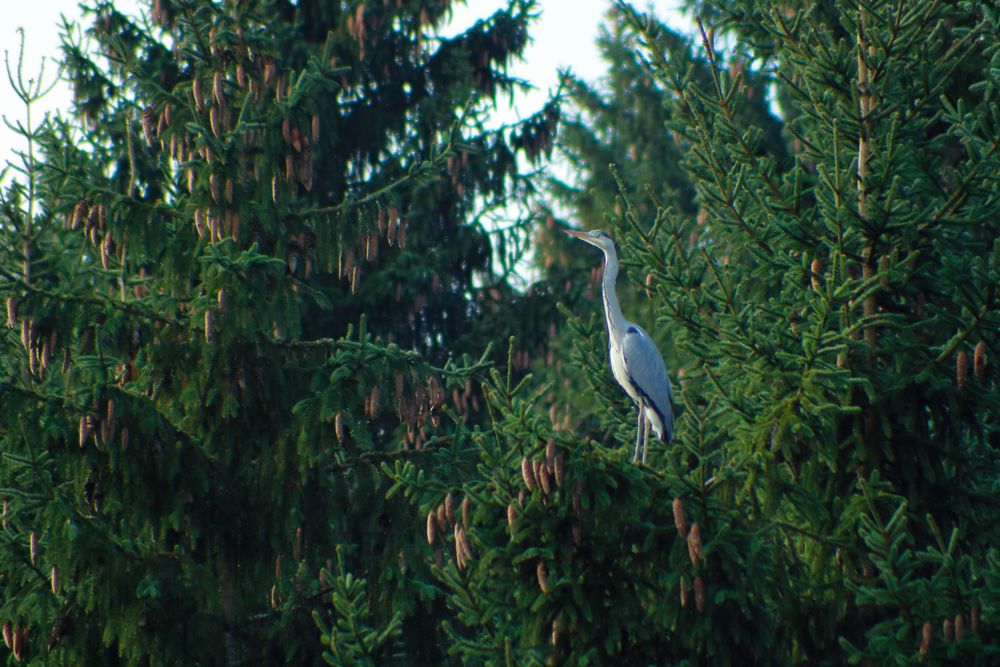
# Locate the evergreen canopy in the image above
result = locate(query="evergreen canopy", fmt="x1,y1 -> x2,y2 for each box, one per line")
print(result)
1,0 -> 998,665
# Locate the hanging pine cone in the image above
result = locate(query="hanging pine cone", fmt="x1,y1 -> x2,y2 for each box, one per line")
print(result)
71,200 -> 87,229
536,562 -> 550,593
673,498 -> 688,539
194,208 -> 206,238
192,78 -> 205,112
11,625 -> 26,661
919,620 -> 931,656
687,522 -> 702,566
444,492 -> 455,527
100,234 -> 112,270
213,70 -> 225,106
457,524 -> 472,561
397,219 -> 407,248
974,341 -> 987,383
453,523 -> 472,570
426,511 -> 436,545
521,457 -> 536,491
79,415 -> 94,447
29,531 -> 39,566
334,412 -> 345,442
210,173 -> 220,203
538,464 -> 552,495
141,106 -> 155,146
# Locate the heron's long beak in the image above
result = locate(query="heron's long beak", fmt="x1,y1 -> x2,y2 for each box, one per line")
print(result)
565,229 -> 602,250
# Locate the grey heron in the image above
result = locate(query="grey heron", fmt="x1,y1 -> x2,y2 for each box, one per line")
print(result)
565,229 -> 674,463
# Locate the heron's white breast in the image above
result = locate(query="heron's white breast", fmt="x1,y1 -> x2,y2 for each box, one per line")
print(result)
609,342 -> 639,403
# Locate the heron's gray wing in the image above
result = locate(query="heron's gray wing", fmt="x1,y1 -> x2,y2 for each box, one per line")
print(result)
622,326 -> 674,440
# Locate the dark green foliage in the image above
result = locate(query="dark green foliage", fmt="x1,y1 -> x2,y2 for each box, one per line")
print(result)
0,0 -> 558,664
313,547 -> 404,666
387,345 -> 785,665
393,0 -> 1000,664
3,0 -> 998,664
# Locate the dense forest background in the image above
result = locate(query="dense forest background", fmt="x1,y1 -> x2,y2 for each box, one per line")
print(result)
0,0 -> 997,664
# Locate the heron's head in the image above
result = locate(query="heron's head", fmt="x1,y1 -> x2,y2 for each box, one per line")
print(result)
564,228 -> 616,254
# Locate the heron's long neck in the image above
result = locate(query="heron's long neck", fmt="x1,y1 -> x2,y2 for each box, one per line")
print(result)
601,249 -> 627,344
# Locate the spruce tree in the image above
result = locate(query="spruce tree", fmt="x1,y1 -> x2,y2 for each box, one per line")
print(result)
534,9 -> 704,444
393,0 -> 1000,664
0,0 -> 559,664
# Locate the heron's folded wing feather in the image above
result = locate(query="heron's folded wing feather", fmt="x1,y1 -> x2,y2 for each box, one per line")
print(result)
622,327 -> 674,439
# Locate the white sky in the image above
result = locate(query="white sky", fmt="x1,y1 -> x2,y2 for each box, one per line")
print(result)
0,0 -> 689,180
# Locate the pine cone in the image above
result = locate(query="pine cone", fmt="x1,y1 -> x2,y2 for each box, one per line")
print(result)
521,457 -> 536,491
957,351 -> 969,389
536,562 -> 550,593
141,106 -> 155,146
974,341 -> 987,383
424,513 -> 436,546
919,620 -> 931,656
192,78 -> 205,112
672,497 -> 688,538
687,522 -> 702,566
444,492 -> 455,527
29,531 -> 39,566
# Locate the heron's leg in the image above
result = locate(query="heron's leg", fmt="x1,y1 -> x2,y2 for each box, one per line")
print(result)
633,398 -> 645,462
641,413 -> 651,464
